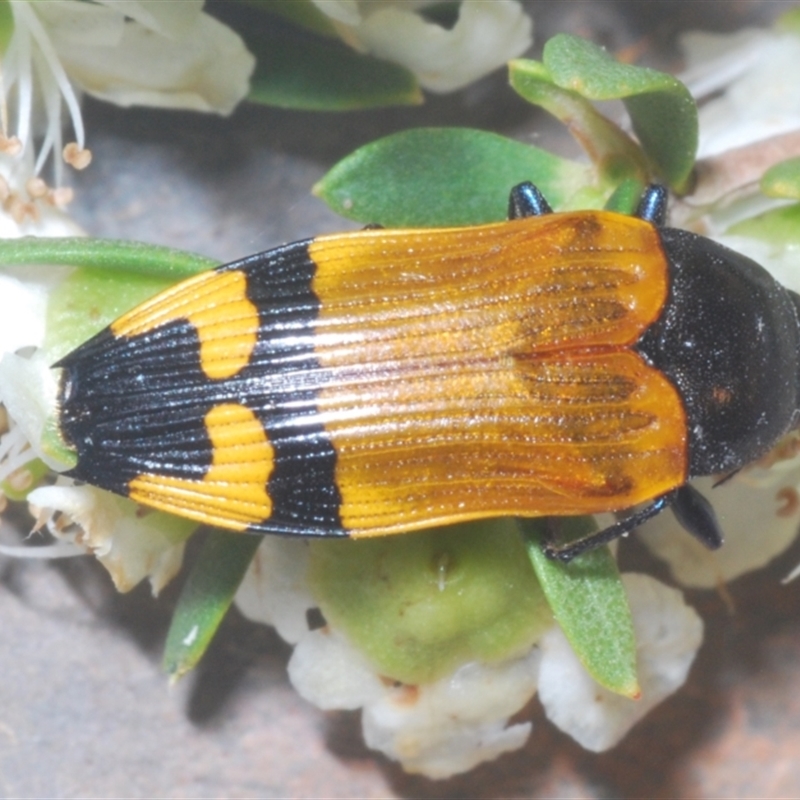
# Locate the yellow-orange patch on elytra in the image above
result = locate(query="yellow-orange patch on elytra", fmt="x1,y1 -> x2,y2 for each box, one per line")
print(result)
306,211 -> 685,535
111,270 -> 258,380
128,402 -> 273,531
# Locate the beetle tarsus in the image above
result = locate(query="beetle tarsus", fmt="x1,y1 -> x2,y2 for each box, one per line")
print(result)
541,490 -> 678,562
508,182 -> 553,219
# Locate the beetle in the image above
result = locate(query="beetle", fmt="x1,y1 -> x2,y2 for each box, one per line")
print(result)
53,183 -> 800,561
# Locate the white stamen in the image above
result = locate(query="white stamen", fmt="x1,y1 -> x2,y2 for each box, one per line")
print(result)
11,1 -> 84,150
9,5 -> 33,154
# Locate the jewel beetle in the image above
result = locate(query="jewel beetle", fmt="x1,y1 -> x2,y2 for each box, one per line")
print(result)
53,183 -> 800,561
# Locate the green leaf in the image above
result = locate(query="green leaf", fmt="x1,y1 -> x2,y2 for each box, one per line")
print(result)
308,519 -> 553,685
245,21 -> 421,110
0,236 -> 215,359
0,457 -> 49,500
519,517 -> 640,698
0,236 -> 216,277
315,128 -> 595,226
510,60 -> 649,187
726,202 -> 800,246
0,0 -> 13,56
543,35 -> 697,192
4,238 -> 218,360
510,35 -> 697,192
46,268 -> 185,359
604,177 -> 647,215
163,531 -> 262,681
777,6 -> 800,35
761,157 -> 800,200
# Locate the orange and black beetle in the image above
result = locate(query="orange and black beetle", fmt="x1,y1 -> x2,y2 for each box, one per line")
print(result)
54,184 -> 800,561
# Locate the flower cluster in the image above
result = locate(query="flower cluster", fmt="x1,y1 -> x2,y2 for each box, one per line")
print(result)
0,0 -> 255,236
236,538 -> 703,777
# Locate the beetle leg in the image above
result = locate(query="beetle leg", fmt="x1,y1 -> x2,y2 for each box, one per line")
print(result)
508,182 -> 553,219
541,490 -> 678,562
635,184 -> 668,226
670,483 -> 724,550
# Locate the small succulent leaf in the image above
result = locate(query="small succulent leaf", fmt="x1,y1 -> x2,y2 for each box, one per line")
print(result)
726,202 -> 800,246
761,157 -> 800,200
519,517 -> 640,698
509,58 -> 650,186
163,531 -> 262,681
542,34 -> 698,191
315,127 -> 594,226
246,21 -> 421,110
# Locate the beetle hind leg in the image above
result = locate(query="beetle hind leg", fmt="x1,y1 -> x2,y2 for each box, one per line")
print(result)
541,482 -> 723,562
541,491 -> 677,561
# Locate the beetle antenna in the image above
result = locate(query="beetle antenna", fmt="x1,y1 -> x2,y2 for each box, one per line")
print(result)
508,182 -> 553,220
635,185 -> 668,226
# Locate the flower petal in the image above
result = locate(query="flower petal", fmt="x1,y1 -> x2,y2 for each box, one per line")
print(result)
234,537 -> 317,645
48,8 -> 254,114
287,627 -> 386,710
361,651 -> 539,778
311,0 -> 362,27
682,29 -> 800,157
0,276 -> 49,355
29,1 -> 124,47
343,0 -> 532,93
92,0 -> 204,38
538,573 -> 703,752
0,351 -> 64,470
26,481 -> 191,594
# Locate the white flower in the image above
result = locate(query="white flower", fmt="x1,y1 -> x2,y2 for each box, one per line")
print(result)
287,627 -> 386,710
0,344 -> 191,595
0,344 -> 193,591
0,0 -> 254,584
239,542 -> 708,772
681,27 -> 800,159
0,349 -> 61,467
26,480 -> 192,594
312,0 -> 533,92
288,625 -> 540,779
0,271 -> 51,354
36,1 -> 255,114
236,536 -> 541,777
0,323 -> 194,594
359,653 -> 538,779
0,0 -> 254,232
233,536 -> 316,645
538,574 -> 703,751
